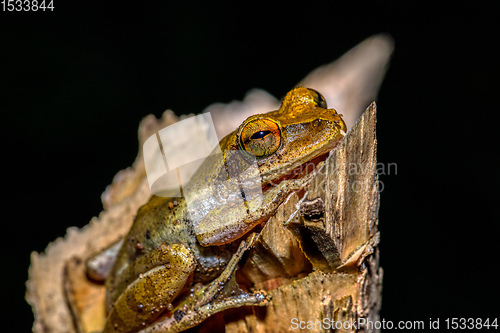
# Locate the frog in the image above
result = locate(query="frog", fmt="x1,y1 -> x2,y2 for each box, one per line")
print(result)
87,87 -> 347,333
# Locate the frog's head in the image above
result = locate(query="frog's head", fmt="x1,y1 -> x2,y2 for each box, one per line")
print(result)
232,86 -> 347,187
193,87 -> 346,246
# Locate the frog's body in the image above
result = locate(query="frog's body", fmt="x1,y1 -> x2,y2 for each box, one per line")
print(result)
94,87 -> 347,333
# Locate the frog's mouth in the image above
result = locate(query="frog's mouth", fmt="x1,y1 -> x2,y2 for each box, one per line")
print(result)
261,152 -> 330,193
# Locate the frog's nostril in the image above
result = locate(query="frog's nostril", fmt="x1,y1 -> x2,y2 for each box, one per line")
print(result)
312,119 -> 322,127
333,119 -> 347,135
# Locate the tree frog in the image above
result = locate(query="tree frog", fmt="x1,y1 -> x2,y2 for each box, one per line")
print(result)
88,87 -> 347,332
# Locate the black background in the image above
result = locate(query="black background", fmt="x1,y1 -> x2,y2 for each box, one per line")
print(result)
1,1 -> 498,331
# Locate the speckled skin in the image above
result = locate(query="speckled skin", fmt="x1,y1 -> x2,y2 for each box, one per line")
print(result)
102,87 -> 347,332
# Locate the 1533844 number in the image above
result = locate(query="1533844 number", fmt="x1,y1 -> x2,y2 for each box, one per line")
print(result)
1,0 -> 54,11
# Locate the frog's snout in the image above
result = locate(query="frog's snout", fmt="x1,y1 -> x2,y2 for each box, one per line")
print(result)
331,113 -> 347,136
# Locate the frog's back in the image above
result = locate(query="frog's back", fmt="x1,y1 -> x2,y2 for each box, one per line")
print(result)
106,195 -> 235,310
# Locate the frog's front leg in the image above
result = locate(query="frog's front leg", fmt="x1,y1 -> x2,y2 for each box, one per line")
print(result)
103,243 -> 196,333
138,233 -> 269,333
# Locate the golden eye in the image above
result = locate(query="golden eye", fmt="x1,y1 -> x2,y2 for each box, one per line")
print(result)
239,118 -> 281,157
307,88 -> 327,109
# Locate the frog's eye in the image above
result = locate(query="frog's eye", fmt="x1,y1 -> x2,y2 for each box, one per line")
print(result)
239,118 -> 281,157
307,88 -> 327,109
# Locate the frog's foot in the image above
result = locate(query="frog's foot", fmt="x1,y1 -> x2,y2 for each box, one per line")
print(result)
139,291 -> 268,333
138,233 -> 269,333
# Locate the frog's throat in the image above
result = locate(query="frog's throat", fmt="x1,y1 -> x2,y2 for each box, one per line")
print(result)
196,164 -> 319,247
260,152 -> 329,193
